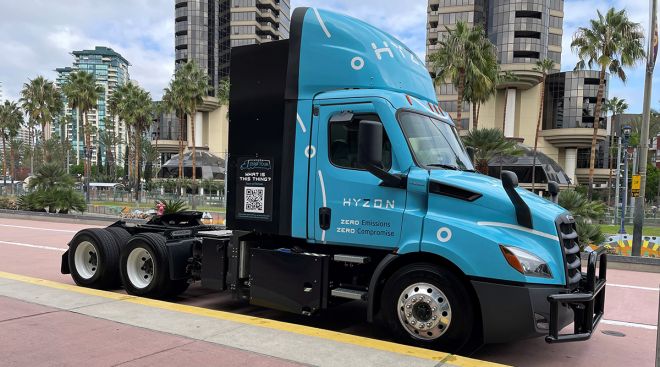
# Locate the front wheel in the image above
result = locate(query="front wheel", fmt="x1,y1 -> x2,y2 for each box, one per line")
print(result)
378,263 -> 475,352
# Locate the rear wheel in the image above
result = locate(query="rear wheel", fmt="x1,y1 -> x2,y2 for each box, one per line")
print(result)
119,233 -> 188,298
105,227 -> 131,250
378,263 -> 474,352
68,228 -> 120,289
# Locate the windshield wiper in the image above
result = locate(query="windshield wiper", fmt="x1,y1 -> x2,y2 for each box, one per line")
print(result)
427,163 -> 460,170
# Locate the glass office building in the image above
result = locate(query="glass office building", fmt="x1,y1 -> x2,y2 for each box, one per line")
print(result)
55,47 -> 130,166
175,0 -> 291,96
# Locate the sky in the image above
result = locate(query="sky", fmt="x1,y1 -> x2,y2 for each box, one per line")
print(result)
0,0 -> 658,113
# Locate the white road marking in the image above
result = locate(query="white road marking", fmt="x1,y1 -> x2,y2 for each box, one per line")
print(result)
476,221 -> 559,241
601,319 -> 657,330
607,283 -> 660,292
0,223 -> 79,233
296,113 -> 307,133
0,240 -> 66,252
313,8 -> 331,38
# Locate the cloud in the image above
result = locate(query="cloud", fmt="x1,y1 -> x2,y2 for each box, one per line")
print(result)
0,0 -> 174,103
1,0 -> 656,114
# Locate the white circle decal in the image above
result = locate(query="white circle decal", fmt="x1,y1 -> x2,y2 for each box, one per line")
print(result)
436,227 -> 452,243
351,56 -> 365,70
305,145 -> 316,158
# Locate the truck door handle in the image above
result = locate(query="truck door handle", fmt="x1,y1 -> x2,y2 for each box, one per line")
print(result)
319,207 -> 331,230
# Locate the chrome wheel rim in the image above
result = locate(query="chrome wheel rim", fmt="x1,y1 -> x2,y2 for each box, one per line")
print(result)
74,241 -> 98,279
397,282 -> 452,340
126,247 -> 154,289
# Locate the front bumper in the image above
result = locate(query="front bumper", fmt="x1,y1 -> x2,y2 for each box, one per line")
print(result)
546,246 -> 607,343
471,247 -> 607,344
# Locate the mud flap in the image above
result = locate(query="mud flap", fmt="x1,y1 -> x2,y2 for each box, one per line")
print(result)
61,250 -> 70,274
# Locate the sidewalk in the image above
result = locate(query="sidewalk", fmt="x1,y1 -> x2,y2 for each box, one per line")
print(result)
0,272 -> 504,367
0,297 -> 300,367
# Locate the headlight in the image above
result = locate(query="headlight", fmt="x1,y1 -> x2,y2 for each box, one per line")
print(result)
500,245 -> 552,278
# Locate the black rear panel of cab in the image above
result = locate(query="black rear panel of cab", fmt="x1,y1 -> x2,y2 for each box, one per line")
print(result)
227,41 -> 292,235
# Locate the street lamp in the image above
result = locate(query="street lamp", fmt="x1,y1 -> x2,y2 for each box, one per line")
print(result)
619,125 -> 633,235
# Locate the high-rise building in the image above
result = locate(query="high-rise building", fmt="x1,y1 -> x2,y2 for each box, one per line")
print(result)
426,1 -> 609,187
54,46 -> 130,166
174,0 -> 291,96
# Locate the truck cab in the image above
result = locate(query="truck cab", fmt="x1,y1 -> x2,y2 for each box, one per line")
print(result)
63,7 -> 606,353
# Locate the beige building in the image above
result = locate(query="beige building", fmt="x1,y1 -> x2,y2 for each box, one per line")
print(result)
427,0 -> 610,186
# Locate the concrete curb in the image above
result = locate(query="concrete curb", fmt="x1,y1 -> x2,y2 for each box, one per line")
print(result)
581,252 -> 660,273
0,272 -> 507,367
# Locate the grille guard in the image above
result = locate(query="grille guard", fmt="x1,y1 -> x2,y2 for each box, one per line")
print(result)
546,246 -> 607,343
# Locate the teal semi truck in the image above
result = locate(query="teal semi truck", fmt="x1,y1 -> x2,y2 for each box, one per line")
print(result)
61,8 -> 606,351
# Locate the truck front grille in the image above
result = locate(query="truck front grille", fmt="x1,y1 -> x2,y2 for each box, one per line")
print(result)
558,217 -> 581,290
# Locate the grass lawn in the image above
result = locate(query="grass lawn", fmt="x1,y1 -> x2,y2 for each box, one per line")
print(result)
91,201 -> 226,213
599,224 -> 660,236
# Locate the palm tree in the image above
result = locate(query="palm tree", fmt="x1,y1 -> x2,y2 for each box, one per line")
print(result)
218,78 -> 230,105
464,40 -> 499,130
571,8 -> 645,199
0,101 -> 23,190
558,190 -> 606,249
111,82 -> 153,201
19,76 -> 64,143
176,61 -> 209,208
430,22 -> 494,129
604,97 -> 628,205
9,139 -> 23,194
530,58 -> 556,191
462,128 -> 523,174
62,71 -> 103,202
162,79 -> 187,186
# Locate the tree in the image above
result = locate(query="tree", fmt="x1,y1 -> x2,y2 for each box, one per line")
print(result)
462,128 -> 524,174
162,77 -> 187,187
558,190 -> 606,249
571,8 -> 645,199
530,59 -> 556,191
0,101 -> 23,190
464,40 -> 499,130
430,22 -> 494,129
176,61 -> 209,208
62,71 -> 103,202
9,139 -> 23,194
19,76 -> 64,143
110,82 -> 153,201
26,162 -> 85,214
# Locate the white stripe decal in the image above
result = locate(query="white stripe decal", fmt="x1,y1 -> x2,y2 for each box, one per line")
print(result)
318,170 -> 327,243
296,113 -> 307,133
477,221 -> 559,241
601,319 -> 657,330
0,224 -> 79,233
608,283 -> 659,292
0,240 -> 66,252
313,8 -> 331,38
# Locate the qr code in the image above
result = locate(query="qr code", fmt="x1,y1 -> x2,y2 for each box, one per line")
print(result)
244,187 -> 265,213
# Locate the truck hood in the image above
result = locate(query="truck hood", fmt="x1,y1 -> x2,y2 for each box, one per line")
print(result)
429,170 -> 567,236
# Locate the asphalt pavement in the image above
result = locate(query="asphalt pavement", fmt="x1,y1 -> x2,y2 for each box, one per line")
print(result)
0,217 -> 657,366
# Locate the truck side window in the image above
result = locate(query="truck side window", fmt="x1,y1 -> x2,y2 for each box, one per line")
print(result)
329,115 -> 392,170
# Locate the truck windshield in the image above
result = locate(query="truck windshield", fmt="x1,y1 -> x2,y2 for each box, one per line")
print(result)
398,111 -> 475,171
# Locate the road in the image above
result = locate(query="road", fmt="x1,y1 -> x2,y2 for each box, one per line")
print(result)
0,217 -> 657,366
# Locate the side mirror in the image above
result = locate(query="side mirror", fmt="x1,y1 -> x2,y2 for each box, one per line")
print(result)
358,120 -> 384,169
548,180 -> 560,204
358,120 -> 405,188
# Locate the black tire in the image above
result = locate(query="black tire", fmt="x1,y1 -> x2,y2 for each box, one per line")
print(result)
119,233 -> 188,298
105,227 -> 131,251
378,263 -> 475,353
68,228 -> 121,289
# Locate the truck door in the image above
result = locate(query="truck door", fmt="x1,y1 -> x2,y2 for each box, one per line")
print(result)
310,102 -> 406,248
